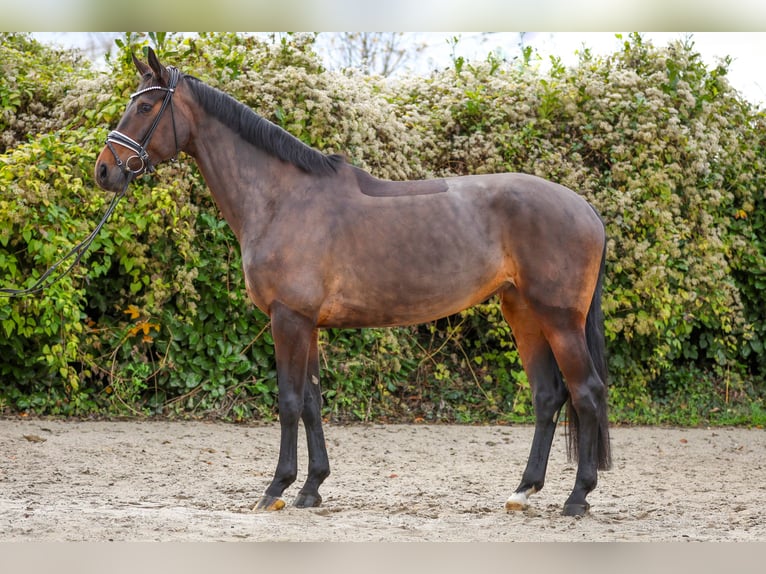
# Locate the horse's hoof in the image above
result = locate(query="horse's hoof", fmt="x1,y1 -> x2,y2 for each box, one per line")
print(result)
505,491 -> 530,512
253,495 -> 286,512
562,502 -> 590,517
293,491 -> 322,508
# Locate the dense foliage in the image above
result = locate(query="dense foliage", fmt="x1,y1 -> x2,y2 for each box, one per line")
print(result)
1,32 -> 765,425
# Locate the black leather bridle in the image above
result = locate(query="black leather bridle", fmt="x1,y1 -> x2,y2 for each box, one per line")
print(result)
105,66 -> 182,178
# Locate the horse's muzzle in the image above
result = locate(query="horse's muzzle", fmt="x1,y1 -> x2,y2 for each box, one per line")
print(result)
94,156 -> 128,193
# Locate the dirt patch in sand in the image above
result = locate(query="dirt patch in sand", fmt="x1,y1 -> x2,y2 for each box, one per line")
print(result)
1,419 -> 764,541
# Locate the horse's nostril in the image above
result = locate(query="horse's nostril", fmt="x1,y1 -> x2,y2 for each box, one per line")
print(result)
98,162 -> 107,182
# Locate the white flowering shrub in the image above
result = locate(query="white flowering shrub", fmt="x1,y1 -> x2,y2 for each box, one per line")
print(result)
0,34 -> 93,153
1,32 -> 764,424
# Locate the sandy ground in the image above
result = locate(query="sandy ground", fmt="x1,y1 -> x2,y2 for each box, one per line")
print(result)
1,418 -> 765,542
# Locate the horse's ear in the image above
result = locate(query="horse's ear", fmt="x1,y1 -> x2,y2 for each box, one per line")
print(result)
132,51 -> 151,78
146,47 -> 170,86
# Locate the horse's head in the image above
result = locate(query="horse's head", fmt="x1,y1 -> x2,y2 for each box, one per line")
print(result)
95,48 -> 190,192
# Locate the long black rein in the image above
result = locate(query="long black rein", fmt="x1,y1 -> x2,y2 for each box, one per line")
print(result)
0,67 -> 181,298
0,184 -> 129,297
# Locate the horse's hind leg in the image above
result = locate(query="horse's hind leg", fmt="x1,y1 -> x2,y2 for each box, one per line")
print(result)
293,330 -> 331,508
500,288 -> 569,511
545,326 -> 609,516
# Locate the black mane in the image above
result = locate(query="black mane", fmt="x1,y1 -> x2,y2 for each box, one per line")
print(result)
184,75 -> 344,176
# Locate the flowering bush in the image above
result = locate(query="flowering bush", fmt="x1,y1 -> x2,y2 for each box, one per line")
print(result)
1,32 -> 764,424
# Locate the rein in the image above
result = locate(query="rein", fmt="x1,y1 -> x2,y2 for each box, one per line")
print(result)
1,67 -> 181,298
0,182 -> 129,297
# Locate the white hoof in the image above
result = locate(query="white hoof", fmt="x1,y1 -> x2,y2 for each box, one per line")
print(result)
505,487 -> 536,512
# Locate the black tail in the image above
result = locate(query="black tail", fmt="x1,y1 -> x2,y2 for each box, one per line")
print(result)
566,240 -> 612,471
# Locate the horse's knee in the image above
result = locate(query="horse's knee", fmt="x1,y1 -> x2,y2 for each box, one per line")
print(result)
278,395 -> 304,426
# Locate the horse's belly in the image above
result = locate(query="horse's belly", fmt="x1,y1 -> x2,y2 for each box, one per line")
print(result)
317,265 -> 509,328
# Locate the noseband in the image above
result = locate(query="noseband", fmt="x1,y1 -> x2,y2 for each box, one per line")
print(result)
105,66 -> 182,178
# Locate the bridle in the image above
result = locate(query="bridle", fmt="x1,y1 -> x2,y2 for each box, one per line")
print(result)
105,66 -> 182,177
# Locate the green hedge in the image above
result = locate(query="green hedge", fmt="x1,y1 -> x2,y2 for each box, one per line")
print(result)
1,32 -> 764,425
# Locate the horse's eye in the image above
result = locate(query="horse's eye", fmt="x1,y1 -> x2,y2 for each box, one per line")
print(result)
137,103 -> 153,114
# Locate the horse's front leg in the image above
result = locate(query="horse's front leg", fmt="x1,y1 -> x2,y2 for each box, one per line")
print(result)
254,302 -> 315,511
293,329 -> 330,508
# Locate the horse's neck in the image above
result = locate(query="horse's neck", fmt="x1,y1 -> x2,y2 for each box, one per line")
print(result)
186,119 -> 279,242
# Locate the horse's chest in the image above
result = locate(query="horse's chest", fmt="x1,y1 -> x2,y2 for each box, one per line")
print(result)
240,245 -> 327,318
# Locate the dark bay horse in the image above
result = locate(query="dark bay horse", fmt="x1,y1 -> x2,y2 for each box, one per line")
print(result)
95,48 -> 611,516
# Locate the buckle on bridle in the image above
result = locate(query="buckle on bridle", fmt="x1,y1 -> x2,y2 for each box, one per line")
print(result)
105,131 -> 152,175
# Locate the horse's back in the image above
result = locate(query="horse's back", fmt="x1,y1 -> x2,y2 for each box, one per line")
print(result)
347,166 -> 600,233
